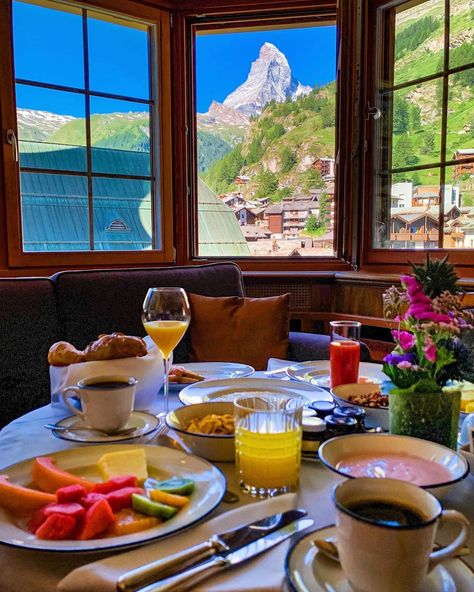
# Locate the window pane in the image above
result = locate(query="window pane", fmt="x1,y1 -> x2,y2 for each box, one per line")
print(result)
375,169 -> 440,249
388,82 -> 442,169
449,0 -> 474,69
92,177 -> 153,250
16,84 -> 86,171
446,69 -> 474,157
443,164 -> 474,248
13,0 -> 84,88
20,172 -> 89,251
87,15 -> 150,99
393,0 -> 445,86
90,97 -> 151,176
195,25 -> 336,257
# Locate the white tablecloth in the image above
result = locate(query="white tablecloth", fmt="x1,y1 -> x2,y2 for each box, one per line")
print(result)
0,375 -> 473,592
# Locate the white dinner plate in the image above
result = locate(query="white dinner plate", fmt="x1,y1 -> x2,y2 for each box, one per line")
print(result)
0,444 -> 226,552
168,362 -> 255,392
179,377 -> 331,405
50,411 -> 160,443
287,361 -> 386,389
285,525 -> 474,592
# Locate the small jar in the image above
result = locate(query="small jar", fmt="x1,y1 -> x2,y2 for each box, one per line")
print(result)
333,405 -> 366,432
302,416 -> 327,455
309,400 -> 335,419
325,415 -> 358,439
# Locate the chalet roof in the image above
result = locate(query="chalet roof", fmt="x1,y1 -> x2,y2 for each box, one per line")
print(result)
454,149 -> 474,155
282,201 -> 319,211
19,140 -> 250,256
265,204 -> 283,214
239,225 -> 270,239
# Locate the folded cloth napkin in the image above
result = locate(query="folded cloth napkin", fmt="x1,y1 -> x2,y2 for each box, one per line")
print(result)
58,493 -> 297,592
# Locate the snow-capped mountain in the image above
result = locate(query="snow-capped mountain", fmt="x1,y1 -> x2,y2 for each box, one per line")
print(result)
222,42 -> 311,116
17,109 -> 76,141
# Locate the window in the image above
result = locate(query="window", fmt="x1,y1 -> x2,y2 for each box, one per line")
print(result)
370,0 -> 474,256
191,18 -> 337,259
0,0 -> 172,266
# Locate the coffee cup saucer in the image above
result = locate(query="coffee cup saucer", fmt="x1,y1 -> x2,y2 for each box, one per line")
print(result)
285,525 -> 474,592
50,411 -> 160,443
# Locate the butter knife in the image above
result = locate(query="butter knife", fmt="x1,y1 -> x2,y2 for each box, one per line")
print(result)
134,517 -> 313,592
117,509 -> 306,592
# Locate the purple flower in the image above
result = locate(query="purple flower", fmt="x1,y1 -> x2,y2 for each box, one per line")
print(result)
384,352 -> 415,365
397,360 -> 413,370
392,330 -> 416,351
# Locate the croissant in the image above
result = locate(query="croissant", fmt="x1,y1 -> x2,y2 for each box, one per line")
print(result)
47,341 -> 85,366
83,333 -> 147,361
48,333 -> 147,366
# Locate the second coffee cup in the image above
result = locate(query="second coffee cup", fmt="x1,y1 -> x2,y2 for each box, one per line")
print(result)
62,375 -> 137,434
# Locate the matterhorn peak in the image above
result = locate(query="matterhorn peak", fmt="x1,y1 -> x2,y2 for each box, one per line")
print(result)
223,43 -> 311,117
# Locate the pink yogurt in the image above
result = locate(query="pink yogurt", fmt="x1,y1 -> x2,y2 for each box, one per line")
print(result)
335,452 -> 452,486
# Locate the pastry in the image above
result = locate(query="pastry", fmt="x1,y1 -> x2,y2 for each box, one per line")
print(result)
83,333 -> 147,361
47,342 -> 85,366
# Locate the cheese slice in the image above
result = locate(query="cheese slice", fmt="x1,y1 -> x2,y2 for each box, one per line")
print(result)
97,449 -> 148,482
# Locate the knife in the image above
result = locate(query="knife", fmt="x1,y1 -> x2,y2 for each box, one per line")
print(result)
135,517 -> 313,592
117,508 -> 306,592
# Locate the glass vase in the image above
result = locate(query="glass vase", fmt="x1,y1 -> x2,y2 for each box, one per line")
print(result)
389,389 -> 461,450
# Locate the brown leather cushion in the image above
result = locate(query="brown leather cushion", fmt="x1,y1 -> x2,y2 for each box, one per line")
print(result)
188,293 -> 290,370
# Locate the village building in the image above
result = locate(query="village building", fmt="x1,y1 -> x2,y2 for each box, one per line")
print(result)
453,149 -> 474,178
312,156 -> 335,179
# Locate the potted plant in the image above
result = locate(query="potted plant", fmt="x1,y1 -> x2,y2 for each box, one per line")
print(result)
383,257 -> 474,449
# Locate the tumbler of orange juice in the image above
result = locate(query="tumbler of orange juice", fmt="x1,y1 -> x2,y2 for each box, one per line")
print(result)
330,320 -> 361,388
234,394 -> 305,498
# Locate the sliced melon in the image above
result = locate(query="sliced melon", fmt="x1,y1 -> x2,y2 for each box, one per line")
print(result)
97,449 -> 148,482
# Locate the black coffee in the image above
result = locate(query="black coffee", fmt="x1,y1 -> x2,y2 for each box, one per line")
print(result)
86,381 -> 130,390
346,500 -> 426,527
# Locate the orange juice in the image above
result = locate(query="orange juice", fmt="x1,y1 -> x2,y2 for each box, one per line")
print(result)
235,427 -> 302,491
144,320 -> 189,358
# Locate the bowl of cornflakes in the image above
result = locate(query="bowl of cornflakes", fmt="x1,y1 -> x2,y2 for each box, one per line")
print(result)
165,401 -> 235,462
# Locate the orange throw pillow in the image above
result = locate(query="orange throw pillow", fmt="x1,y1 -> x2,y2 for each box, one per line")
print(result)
188,293 -> 290,370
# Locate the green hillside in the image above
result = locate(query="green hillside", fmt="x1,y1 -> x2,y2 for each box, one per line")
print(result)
202,83 -> 336,200
197,130 -> 232,172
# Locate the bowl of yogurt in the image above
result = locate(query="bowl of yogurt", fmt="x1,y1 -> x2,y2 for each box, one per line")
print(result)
319,433 -> 469,496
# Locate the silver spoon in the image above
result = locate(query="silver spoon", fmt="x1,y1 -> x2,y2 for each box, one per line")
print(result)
44,423 -> 138,437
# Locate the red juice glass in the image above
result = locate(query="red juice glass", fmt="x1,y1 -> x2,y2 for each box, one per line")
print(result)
330,321 -> 361,388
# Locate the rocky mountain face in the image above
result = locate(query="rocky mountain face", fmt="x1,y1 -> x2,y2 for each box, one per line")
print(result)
17,109 -> 76,141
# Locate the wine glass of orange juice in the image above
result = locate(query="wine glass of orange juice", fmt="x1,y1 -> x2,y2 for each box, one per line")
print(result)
330,320 -> 361,388
142,287 -> 190,416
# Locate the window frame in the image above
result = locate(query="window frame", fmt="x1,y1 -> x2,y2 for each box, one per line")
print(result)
360,0 -> 474,269
177,1 -> 357,272
0,0 -> 174,268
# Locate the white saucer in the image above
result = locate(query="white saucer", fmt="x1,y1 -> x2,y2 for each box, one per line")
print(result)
285,525 -> 474,592
50,411 -> 160,443
287,361 -> 385,389
169,362 -> 255,391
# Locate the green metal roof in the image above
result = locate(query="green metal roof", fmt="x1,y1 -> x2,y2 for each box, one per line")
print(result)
18,140 -> 249,255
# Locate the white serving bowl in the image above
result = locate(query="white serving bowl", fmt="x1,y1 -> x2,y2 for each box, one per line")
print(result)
165,402 -> 235,462
331,383 -> 389,430
318,433 -> 469,496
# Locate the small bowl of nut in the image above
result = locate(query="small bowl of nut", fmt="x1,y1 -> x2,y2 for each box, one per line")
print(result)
165,401 -> 235,462
330,383 -> 389,431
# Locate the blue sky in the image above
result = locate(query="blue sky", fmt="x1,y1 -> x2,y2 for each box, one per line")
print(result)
13,1 -> 336,117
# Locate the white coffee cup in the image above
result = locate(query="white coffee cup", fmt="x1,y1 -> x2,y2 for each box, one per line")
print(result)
62,375 -> 137,434
333,477 -> 471,592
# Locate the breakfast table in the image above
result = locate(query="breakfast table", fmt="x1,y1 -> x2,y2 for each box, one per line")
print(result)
0,369 -> 473,592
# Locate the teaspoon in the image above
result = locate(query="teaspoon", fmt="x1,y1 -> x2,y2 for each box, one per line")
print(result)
44,423 -> 137,437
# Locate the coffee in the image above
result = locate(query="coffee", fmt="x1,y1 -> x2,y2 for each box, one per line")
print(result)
86,381 -> 132,389
346,499 -> 426,528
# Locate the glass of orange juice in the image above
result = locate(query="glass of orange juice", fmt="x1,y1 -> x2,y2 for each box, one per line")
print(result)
330,320 -> 361,388
234,394 -> 305,498
142,287 -> 190,416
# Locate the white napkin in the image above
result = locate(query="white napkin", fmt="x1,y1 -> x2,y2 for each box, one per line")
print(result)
58,493 -> 297,592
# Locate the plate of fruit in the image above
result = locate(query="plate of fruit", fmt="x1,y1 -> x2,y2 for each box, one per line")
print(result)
0,445 -> 226,552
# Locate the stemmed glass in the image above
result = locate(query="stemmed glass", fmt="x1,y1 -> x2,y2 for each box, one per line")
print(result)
142,287 -> 191,417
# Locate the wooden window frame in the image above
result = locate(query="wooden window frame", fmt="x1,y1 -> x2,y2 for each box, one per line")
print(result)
360,0 -> 474,271
172,0 -> 358,272
0,0 -> 174,268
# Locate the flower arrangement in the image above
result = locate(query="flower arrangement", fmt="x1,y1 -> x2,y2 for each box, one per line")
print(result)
382,274 -> 474,394
382,258 -> 474,448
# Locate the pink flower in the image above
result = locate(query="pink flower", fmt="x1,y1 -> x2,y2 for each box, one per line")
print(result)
397,360 -> 413,369
423,337 -> 437,362
392,330 -> 416,351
